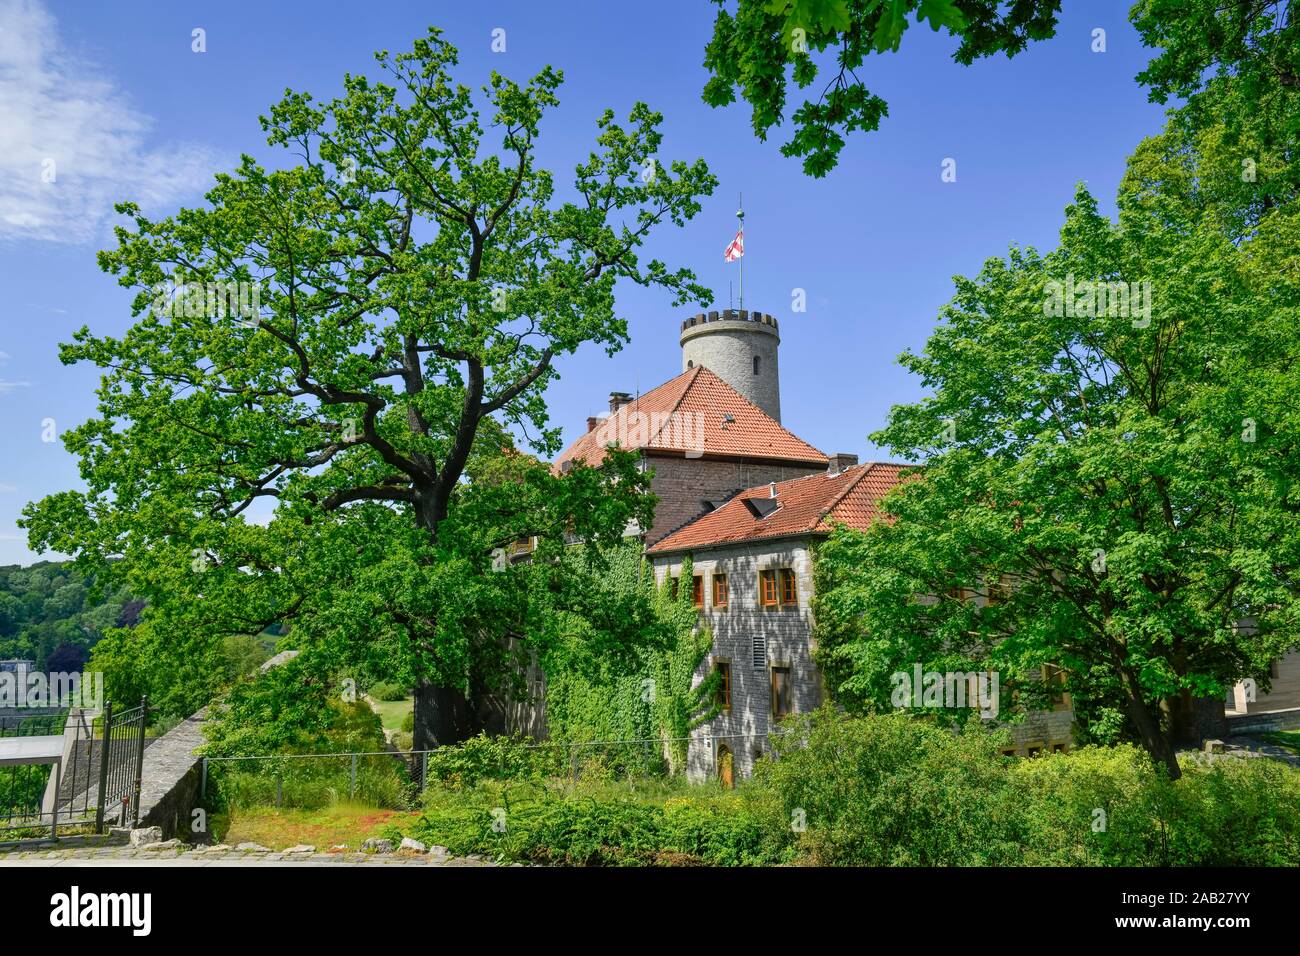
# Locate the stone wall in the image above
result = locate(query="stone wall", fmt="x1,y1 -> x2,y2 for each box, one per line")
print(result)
652,538 -> 820,782
680,313 -> 781,422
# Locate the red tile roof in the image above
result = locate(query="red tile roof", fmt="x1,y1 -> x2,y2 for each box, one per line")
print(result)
554,366 -> 827,471
646,462 -> 912,554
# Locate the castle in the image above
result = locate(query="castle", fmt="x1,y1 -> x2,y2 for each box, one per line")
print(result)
554,308 -> 1300,782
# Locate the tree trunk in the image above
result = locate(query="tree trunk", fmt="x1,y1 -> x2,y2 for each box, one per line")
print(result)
1119,669 -> 1182,780
1165,690 -> 1227,749
413,677 -> 481,753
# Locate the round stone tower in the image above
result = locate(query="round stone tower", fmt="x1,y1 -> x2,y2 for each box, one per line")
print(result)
680,309 -> 781,422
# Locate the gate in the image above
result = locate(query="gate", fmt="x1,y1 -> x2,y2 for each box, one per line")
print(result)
1,696 -> 149,842
95,697 -> 149,832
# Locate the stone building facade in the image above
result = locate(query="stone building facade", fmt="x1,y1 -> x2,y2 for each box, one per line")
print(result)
650,538 -> 821,780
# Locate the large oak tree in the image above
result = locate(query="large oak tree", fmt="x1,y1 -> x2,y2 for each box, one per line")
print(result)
22,30 -> 716,751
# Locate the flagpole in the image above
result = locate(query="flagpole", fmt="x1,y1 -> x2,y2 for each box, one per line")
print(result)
737,195 -> 744,310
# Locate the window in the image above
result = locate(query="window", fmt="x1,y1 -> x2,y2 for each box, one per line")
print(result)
692,575 -> 704,609
669,576 -> 679,600
945,585 -> 970,602
760,568 -> 796,608
714,661 -> 732,712
753,355 -> 761,375
780,569 -> 797,607
1051,742 -> 1069,754
771,666 -> 793,719
751,632 -> 767,670
712,573 -> 729,608
999,748 -> 1018,758
1025,743 -> 1044,758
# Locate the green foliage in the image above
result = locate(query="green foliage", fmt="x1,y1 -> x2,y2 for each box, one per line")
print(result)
411,777 -> 790,866
542,544 -> 717,776
19,28 -> 715,748
368,681 -> 408,702
810,99 -> 1300,773
702,1 -> 1298,177
702,0 -> 1060,175
758,711 -> 1300,866
422,733 -> 564,790
210,758 -> 410,813
202,655 -> 381,757
761,709 -> 1025,864
1010,743 -> 1300,866
649,556 -> 721,772
202,657 -> 412,811
0,561 -> 131,670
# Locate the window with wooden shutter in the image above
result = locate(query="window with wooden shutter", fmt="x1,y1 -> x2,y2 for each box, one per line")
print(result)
712,573 -> 728,608
779,569 -> 797,607
759,570 -> 778,607
692,575 -> 704,608
714,661 -> 731,712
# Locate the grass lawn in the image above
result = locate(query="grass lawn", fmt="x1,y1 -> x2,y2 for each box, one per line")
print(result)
367,696 -> 413,732
215,803 -> 423,851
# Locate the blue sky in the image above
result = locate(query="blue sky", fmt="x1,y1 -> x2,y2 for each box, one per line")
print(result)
0,0 -> 1171,566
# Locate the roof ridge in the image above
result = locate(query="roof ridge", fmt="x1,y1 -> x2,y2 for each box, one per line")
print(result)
816,462 -> 876,528
644,365 -> 702,446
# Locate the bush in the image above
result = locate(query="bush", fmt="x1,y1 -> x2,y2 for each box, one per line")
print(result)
1012,745 -> 1300,865
400,711 -> 414,733
423,734 -> 564,789
761,710 -> 1300,866
760,709 -> 1024,865
368,681 -> 408,702
409,777 -> 790,866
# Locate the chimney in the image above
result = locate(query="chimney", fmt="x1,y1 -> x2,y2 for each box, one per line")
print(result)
768,481 -> 778,499
827,453 -> 859,477
586,416 -> 601,433
609,391 -> 633,414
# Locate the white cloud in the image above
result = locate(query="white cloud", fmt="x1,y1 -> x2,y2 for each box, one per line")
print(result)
0,0 -> 217,243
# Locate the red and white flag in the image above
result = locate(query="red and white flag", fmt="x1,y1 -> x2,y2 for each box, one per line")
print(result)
723,228 -> 744,262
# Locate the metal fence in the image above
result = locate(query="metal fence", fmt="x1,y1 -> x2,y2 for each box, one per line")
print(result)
96,697 -> 148,832
200,731 -> 791,807
0,697 -> 148,842
0,710 -> 68,738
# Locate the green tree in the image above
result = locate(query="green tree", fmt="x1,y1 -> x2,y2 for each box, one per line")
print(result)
701,0 -> 1298,176
813,155 -> 1300,778
21,30 -> 715,750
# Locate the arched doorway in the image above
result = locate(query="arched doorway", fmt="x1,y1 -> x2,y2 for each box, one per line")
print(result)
717,743 -> 734,789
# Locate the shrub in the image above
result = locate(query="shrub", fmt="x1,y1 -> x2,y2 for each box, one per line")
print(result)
759,709 -> 1024,865
368,681 -> 408,702
1011,744 -> 1300,866
409,778 -> 790,866
423,734 -> 564,789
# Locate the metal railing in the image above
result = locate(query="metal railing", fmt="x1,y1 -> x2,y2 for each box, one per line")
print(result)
96,697 -> 149,832
0,696 -> 148,842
